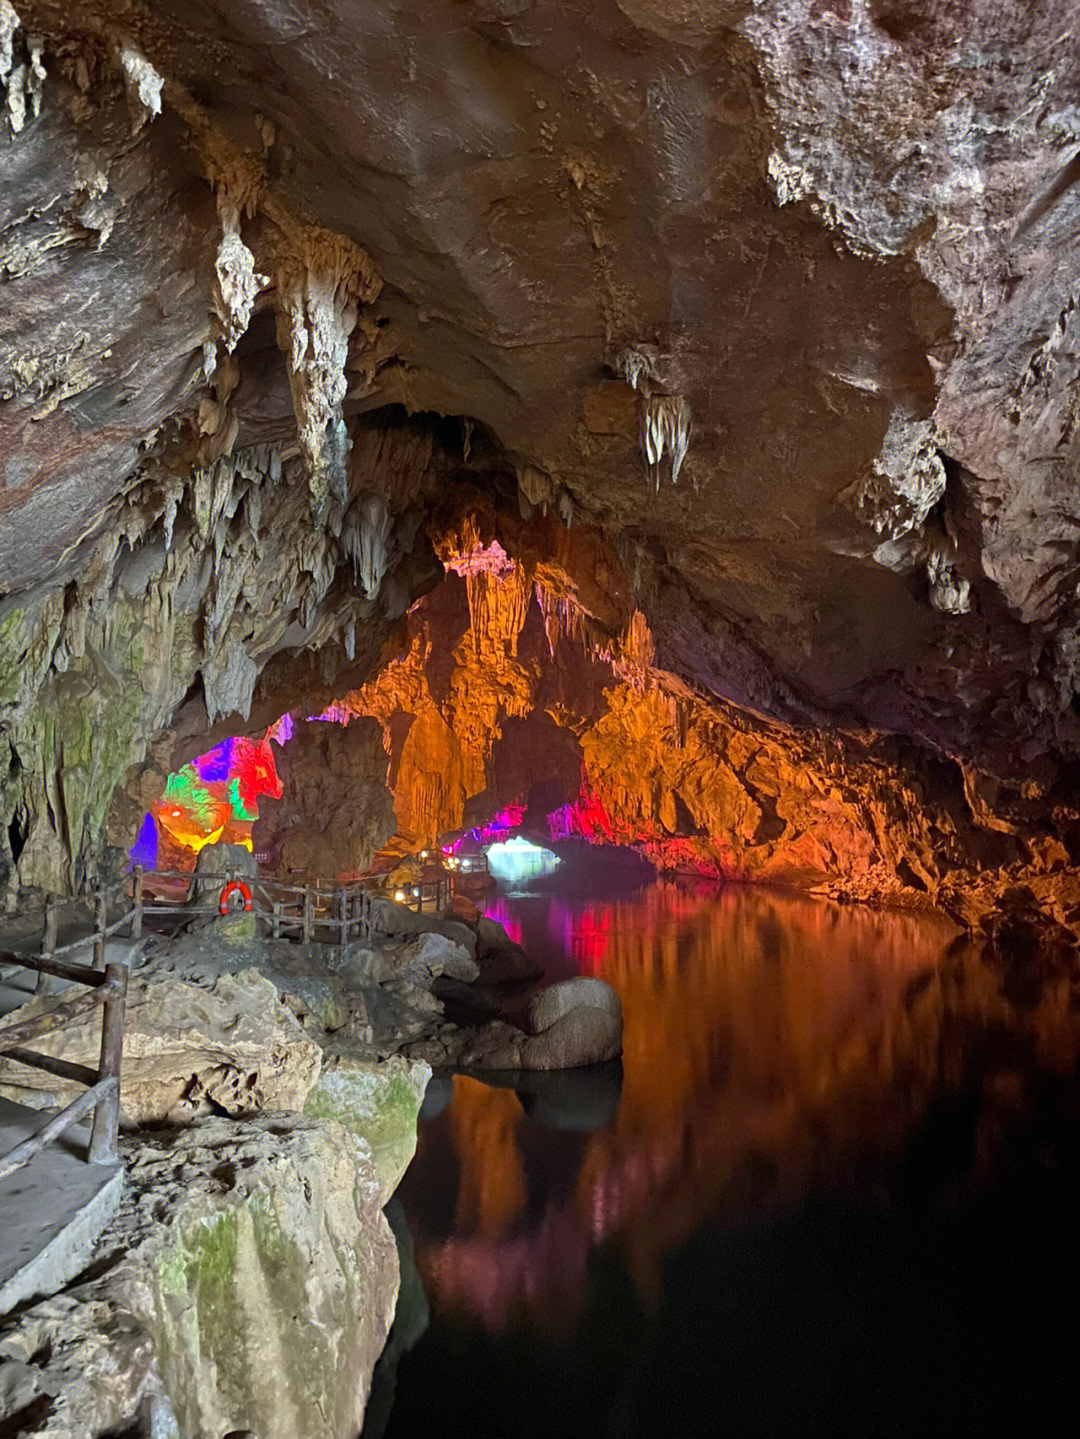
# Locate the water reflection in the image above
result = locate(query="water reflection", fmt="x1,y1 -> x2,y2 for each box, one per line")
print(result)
403,885 -> 962,1323
377,881 -> 1080,1438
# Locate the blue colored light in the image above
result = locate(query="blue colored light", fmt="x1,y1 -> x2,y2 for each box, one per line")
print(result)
193,739 -> 233,783
129,811 -> 159,870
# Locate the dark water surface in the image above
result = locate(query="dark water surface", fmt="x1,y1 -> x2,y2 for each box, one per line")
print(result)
365,879 -> 1080,1439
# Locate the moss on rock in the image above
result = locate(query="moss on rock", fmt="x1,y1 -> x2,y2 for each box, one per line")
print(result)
304,1055 -> 431,1201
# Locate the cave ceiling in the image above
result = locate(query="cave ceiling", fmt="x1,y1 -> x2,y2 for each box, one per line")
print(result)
4,0 -> 1080,791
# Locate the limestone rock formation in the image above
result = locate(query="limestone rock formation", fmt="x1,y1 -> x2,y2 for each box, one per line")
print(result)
522,978 -> 624,1070
0,0 -> 1079,930
304,1053 -> 431,1197
0,1112 -> 411,1439
322,511 -> 1080,934
253,715 -> 396,878
0,969 -> 322,1121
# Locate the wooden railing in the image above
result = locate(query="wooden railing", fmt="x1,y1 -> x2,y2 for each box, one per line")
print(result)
0,954 -> 126,1179
384,872 -> 452,915
0,854 -> 469,1178
5,861 -> 459,986
134,868 -> 382,944
0,856 -> 469,1181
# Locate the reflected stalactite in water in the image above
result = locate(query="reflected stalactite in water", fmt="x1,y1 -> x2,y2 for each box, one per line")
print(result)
399,882 -> 1080,1336
448,1079 -> 528,1237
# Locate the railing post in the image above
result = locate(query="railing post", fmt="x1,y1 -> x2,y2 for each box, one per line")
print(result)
337,889 -> 347,945
302,885 -> 313,943
88,964 -> 126,1165
93,891 -> 108,970
272,900 -> 282,940
36,893 -> 58,995
131,866 -> 143,939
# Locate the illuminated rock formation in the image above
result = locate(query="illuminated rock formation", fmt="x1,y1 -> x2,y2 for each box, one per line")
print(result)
0,0 -> 1079,936
315,507 -> 1080,932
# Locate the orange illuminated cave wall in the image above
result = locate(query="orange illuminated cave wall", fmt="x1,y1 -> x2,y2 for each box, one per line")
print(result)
311,507 -> 1023,915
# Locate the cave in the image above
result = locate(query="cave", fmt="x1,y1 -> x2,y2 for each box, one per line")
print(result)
4,2 -> 1080,1436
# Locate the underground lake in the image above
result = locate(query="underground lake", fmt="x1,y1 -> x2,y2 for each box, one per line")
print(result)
367,872 -> 1080,1439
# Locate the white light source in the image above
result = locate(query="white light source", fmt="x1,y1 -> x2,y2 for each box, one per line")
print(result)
393,888 -> 406,903
486,836 -> 561,885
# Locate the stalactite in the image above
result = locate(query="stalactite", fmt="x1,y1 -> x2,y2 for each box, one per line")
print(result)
641,394 -> 691,491
614,347 -> 657,393
465,565 -> 532,660
608,609 -> 656,690
925,533 -> 971,615
0,1 -> 44,135
517,463 -> 556,517
214,204 -> 267,353
117,44 -> 162,134
536,584 -> 587,659
356,494 -> 392,600
277,251 -> 371,510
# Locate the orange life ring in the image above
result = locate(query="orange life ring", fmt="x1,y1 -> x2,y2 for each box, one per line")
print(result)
219,879 -> 253,915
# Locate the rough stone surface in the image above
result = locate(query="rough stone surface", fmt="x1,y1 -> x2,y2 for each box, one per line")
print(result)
191,841 -> 258,910
0,969 -> 322,1122
0,1112 -> 407,1439
331,524 -> 1080,937
520,1004 -> 623,1070
528,978 -> 622,1034
253,715 -> 396,878
304,1054 -> 431,1198
476,916 -> 542,985
395,932 -> 479,986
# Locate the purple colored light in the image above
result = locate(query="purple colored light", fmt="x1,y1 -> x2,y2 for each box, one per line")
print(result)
193,739 -> 233,783
447,803 -> 526,852
128,811 -> 159,870
268,713 -> 294,744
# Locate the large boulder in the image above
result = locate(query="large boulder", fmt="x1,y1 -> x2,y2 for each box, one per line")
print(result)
527,978 -> 621,1032
0,970 -> 322,1123
371,931 -> 479,986
192,841 -> 257,895
475,916 -> 543,985
428,978 -> 624,1071
520,1005 -> 623,1070
521,978 -> 623,1069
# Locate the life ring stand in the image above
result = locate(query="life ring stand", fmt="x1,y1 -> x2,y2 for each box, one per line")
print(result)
219,879 -> 253,915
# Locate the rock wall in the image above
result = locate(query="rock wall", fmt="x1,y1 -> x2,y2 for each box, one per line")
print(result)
254,714 -> 397,878
325,505 -> 1080,932
0,968 -> 322,1120
0,1080 -> 430,1439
